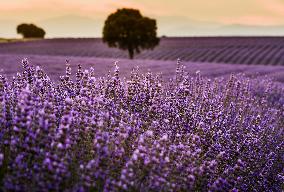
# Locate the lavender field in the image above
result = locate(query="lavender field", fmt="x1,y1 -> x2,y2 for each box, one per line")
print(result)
1,37 -> 284,65
0,53 -> 284,83
1,37 -> 284,84
0,37 -> 284,191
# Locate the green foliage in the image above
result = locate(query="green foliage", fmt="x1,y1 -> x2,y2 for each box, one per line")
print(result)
103,8 -> 160,59
17,24 -> 46,39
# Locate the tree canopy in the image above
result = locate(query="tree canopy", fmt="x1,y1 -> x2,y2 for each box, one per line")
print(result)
17,24 -> 46,38
103,8 -> 159,59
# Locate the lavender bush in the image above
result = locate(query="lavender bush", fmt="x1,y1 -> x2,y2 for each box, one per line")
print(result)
0,59 -> 283,191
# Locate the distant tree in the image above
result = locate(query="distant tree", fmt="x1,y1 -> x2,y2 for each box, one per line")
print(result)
103,8 -> 159,59
17,24 -> 46,38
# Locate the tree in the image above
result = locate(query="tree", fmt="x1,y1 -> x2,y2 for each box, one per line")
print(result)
17,24 -> 46,38
103,8 -> 159,59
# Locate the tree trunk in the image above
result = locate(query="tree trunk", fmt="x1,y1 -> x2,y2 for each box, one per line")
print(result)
128,47 -> 134,59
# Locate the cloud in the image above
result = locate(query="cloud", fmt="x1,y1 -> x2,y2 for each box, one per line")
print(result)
256,0 -> 284,16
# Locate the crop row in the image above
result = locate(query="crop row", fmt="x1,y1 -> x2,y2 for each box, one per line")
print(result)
1,37 -> 284,65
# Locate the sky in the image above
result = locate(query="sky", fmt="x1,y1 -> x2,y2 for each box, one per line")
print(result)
1,0 -> 284,37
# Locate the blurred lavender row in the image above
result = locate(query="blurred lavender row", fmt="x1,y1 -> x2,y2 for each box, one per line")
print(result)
1,54 -> 284,83
1,37 -> 284,65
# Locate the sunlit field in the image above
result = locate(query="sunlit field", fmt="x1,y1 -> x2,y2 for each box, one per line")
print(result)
1,0 -> 284,190
0,37 -> 283,191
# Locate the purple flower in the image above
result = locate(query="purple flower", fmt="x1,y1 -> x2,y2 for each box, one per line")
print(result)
0,60 -> 282,191
0,153 -> 3,166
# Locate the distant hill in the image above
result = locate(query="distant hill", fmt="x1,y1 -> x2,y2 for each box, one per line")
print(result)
1,15 -> 284,38
0,19 -> 19,38
156,16 -> 222,36
38,15 -> 103,38
158,21 -> 284,37
216,24 -> 284,36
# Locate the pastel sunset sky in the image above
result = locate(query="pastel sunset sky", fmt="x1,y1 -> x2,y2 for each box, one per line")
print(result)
1,0 -> 284,37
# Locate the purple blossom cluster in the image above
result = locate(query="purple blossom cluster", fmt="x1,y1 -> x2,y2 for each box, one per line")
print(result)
0,59 -> 283,191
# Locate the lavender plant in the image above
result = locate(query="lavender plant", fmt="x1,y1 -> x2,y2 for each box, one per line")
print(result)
0,59 -> 283,192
